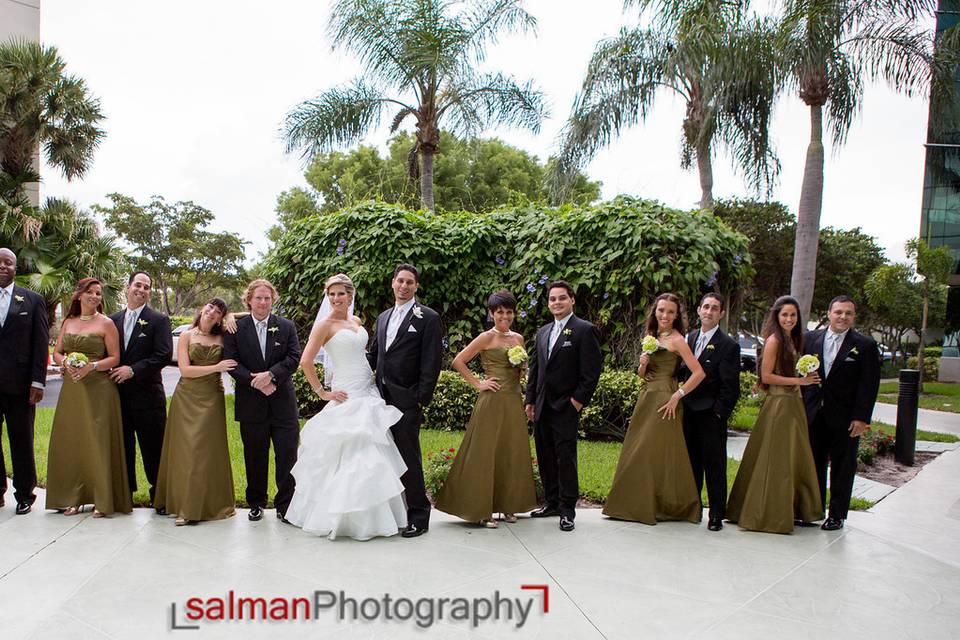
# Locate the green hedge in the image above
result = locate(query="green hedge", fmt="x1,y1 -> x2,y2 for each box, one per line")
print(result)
906,356 -> 940,382
263,198 -> 752,368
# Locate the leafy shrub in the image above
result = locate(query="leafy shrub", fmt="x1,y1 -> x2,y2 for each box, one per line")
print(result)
580,370 -> 643,440
423,371 -> 478,431
294,363 -> 326,418
263,198 -> 752,368
858,428 -> 895,465
424,446 -> 543,502
906,356 -> 939,382
732,371 -> 761,423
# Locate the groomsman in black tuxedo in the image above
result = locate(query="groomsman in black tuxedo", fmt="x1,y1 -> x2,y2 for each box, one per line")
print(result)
369,264 -> 442,538
678,293 -> 741,532
524,281 -> 602,532
0,248 -> 49,515
109,271 -> 172,506
802,295 -> 880,531
223,279 -> 301,522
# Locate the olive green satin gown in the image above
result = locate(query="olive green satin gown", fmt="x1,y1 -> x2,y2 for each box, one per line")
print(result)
603,349 -> 701,524
435,348 -> 539,521
726,381 -> 823,534
45,334 -> 132,514
155,343 -> 235,522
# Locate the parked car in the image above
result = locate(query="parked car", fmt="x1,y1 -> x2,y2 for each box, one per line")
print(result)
737,331 -> 763,372
170,324 -> 191,363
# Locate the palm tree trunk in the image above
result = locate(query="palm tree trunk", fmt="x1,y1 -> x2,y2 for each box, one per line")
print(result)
790,103 -> 825,321
918,278 -> 929,390
420,149 -> 435,211
696,143 -> 714,211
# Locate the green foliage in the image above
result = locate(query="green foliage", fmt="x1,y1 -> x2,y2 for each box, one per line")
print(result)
906,356 -> 940,382
422,371 -> 478,431
94,194 -> 248,316
0,38 -> 105,181
858,428 -> 895,466
580,371 -> 643,440
732,371 -> 761,423
293,363 -> 326,419
813,227 -> 887,324
263,198 -> 752,367
270,133 -> 601,241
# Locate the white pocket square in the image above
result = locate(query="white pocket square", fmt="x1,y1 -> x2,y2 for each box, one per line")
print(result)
562,340 -> 572,347
19,311 -> 28,315
407,325 -> 417,333
844,357 -> 856,362
138,332 -> 147,338
274,341 -> 281,346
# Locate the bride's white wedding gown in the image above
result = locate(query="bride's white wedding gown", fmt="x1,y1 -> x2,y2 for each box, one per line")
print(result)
285,326 -> 408,540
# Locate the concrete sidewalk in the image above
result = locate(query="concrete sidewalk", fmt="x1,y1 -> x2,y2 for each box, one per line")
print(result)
2,448 -> 959,640
873,402 -> 960,437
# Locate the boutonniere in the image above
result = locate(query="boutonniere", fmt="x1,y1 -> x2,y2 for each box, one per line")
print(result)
563,328 -> 572,336
412,306 -> 423,319
706,344 -> 715,351
137,318 -> 148,326
849,347 -> 859,356
268,326 -> 279,334
14,295 -> 24,302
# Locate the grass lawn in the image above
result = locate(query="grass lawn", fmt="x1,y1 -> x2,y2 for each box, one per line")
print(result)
8,396 -> 873,511
877,381 -> 960,414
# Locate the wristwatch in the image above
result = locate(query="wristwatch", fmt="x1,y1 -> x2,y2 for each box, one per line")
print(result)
92,360 -> 99,372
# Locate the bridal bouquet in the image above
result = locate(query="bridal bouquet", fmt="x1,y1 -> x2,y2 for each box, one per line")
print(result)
507,345 -> 528,367
64,352 -> 89,368
641,335 -> 659,356
796,354 -> 820,377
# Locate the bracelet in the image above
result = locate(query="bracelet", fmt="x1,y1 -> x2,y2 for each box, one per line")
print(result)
677,388 -> 685,397
92,360 -> 99,372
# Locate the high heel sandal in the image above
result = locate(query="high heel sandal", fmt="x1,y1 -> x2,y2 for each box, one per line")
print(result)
63,505 -> 83,516
479,518 -> 499,529
500,513 -> 518,523
92,509 -> 105,518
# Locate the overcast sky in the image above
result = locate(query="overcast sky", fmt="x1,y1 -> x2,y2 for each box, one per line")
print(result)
39,0 -> 928,265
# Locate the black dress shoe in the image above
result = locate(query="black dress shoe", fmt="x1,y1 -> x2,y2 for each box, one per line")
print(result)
401,524 -> 428,538
530,506 -> 560,518
248,506 -> 263,521
155,507 -> 167,516
277,511 -> 290,524
821,516 -> 844,531
559,516 -> 575,532
707,516 -> 722,531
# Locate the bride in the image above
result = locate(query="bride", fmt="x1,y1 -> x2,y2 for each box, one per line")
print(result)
284,273 -> 408,540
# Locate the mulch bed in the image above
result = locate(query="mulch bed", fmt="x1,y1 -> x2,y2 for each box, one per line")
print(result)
858,451 -> 940,488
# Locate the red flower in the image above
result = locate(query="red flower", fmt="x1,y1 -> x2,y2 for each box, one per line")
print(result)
445,455 -> 452,460
448,448 -> 455,453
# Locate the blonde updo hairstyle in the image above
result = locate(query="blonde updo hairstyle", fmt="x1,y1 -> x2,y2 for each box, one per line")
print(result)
324,273 -> 356,299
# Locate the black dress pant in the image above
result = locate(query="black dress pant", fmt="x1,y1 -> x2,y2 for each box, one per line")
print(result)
809,414 -> 860,520
120,401 -> 166,502
533,402 -> 579,519
0,392 -> 38,504
389,405 -> 431,528
682,407 -> 727,519
240,417 -> 299,514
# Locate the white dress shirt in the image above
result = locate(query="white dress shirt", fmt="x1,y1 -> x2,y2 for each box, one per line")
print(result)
123,304 -> 146,349
0,281 -> 12,328
385,298 -> 416,351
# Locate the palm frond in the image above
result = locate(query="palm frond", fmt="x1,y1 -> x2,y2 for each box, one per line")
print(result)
439,72 -> 547,137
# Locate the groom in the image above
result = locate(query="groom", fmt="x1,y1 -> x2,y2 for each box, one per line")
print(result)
369,264 -> 442,538
802,295 -> 880,531
223,279 -> 301,522
524,281 -> 602,532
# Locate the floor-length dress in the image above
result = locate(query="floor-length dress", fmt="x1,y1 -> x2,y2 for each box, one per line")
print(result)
46,333 -> 132,514
603,349 -> 701,524
435,347 -> 539,521
284,326 -> 408,540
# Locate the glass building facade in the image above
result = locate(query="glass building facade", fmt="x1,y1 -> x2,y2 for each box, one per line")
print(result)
920,1 -> 960,349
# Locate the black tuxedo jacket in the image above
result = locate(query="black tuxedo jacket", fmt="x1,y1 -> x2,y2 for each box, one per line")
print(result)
223,313 -> 301,423
524,315 -> 603,422
801,328 -> 880,428
110,305 -> 172,410
678,328 -> 741,421
368,301 -> 442,411
0,285 -> 49,395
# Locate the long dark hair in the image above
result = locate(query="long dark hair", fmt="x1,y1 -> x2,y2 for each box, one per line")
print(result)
758,295 -> 804,387
643,293 -> 687,337
65,278 -> 104,319
190,297 -> 228,335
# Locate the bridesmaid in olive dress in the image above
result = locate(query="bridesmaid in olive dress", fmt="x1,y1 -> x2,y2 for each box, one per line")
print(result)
155,298 -> 237,525
435,290 -> 539,527
46,278 -> 132,516
604,293 -> 704,525
726,296 -> 823,534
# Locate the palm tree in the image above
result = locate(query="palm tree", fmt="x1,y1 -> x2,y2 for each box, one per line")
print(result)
551,0 -> 781,210
782,0 -> 959,319
282,0 -> 547,210
2,198 -> 128,325
0,38 -> 105,183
